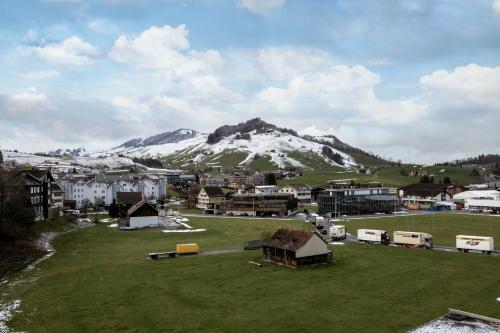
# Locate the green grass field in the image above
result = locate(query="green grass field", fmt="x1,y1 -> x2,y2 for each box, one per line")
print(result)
2,214 -> 500,333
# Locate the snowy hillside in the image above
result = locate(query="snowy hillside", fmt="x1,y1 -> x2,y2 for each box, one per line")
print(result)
115,129 -> 202,149
97,128 -> 355,169
1,150 -> 138,169
4,119 -> 362,170
194,130 -> 355,168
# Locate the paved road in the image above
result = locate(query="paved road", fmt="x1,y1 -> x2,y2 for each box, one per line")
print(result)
200,248 -> 244,256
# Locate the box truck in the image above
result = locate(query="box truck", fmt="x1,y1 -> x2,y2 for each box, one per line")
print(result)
456,235 -> 494,254
176,243 -> 200,255
393,231 -> 433,249
330,225 -> 346,241
357,229 -> 390,245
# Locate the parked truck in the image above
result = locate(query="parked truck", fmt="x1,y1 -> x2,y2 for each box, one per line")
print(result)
176,243 -> 200,255
330,225 -> 346,241
357,229 -> 390,245
456,235 -> 494,254
393,231 -> 433,249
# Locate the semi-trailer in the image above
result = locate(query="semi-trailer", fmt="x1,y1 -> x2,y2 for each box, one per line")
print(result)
357,229 -> 390,245
330,225 -> 346,241
456,235 -> 494,254
393,231 -> 433,249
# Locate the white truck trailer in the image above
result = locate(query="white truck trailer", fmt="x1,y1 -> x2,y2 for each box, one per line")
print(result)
393,231 -> 433,249
456,235 -> 494,254
308,213 -> 319,224
330,225 -> 346,241
357,229 -> 390,245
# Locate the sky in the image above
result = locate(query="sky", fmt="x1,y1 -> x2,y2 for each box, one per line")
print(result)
1,0 -> 500,164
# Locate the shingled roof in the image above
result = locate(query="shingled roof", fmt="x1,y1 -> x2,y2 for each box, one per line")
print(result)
116,192 -> 143,205
127,199 -> 158,217
399,183 -> 452,197
263,228 -> 316,251
203,186 -> 225,197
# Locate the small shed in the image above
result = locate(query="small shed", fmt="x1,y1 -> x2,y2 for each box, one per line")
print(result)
127,200 -> 159,228
262,229 -> 332,267
244,239 -> 263,250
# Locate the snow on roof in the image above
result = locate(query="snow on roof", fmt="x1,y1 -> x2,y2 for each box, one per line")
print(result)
453,190 -> 500,200
409,309 -> 500,333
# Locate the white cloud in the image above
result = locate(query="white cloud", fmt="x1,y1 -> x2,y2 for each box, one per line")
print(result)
255,64 -> 424,125
236,0 -> 286,14
5,87 -> 51,116
109,24 -> 189,69
493,0 -> 500,16
257,47 -> 334,81
20,70 -> 60,80
21,36 -> 98,66
420,63 -> 500,108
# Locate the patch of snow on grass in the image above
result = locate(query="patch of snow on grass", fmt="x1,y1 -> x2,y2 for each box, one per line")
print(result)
107,223 -> 118,228
162,229 -> 206,233
0,300 -> 24,333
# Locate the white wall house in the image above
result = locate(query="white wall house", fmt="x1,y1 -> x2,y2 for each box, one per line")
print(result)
279,185 -> 311,204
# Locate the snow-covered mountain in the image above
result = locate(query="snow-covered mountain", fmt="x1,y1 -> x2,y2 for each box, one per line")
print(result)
97,118 -> 357,169
4,119 -> 388,171
116,129 -> 201,149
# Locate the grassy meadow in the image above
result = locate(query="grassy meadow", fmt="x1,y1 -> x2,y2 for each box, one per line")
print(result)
2,214 -> 500,333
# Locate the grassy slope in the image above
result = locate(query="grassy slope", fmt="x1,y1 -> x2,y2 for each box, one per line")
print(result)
3,215 -> 500,333
247,155 -> 278,171
279,165 -> 480,187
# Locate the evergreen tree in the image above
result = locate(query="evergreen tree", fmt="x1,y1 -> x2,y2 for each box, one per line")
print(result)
264,173 -> 277,185
108,199 -> 119,217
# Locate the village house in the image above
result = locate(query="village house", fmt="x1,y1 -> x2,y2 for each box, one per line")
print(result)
197,186 -> 226,214
398,183 -> 464,210
262,229 -> 332,267
278,184 -> 312,204
226,174 -> 248,189
20,169 -> 63,220
245,185 -> 280,194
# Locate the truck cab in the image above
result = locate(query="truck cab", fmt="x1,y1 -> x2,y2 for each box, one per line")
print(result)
381,231 -> 391,245
423,234 -> 433,249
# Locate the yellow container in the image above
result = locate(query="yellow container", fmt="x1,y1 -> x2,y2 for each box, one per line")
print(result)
176,243 -> 200,254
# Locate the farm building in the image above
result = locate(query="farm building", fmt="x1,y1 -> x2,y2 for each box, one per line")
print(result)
262,229 -> 332,267
121,200 -> 159,229
116,191 -> 144,216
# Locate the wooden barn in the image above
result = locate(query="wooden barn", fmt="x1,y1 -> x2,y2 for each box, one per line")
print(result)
262,229 -> 332,268
125,200 -> 159,229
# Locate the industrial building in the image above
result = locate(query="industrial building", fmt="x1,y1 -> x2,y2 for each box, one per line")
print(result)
225,193 -> 298,216
318,187 -> 400,216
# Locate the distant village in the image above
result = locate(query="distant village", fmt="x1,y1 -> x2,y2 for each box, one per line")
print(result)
2,146 -> 499,229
